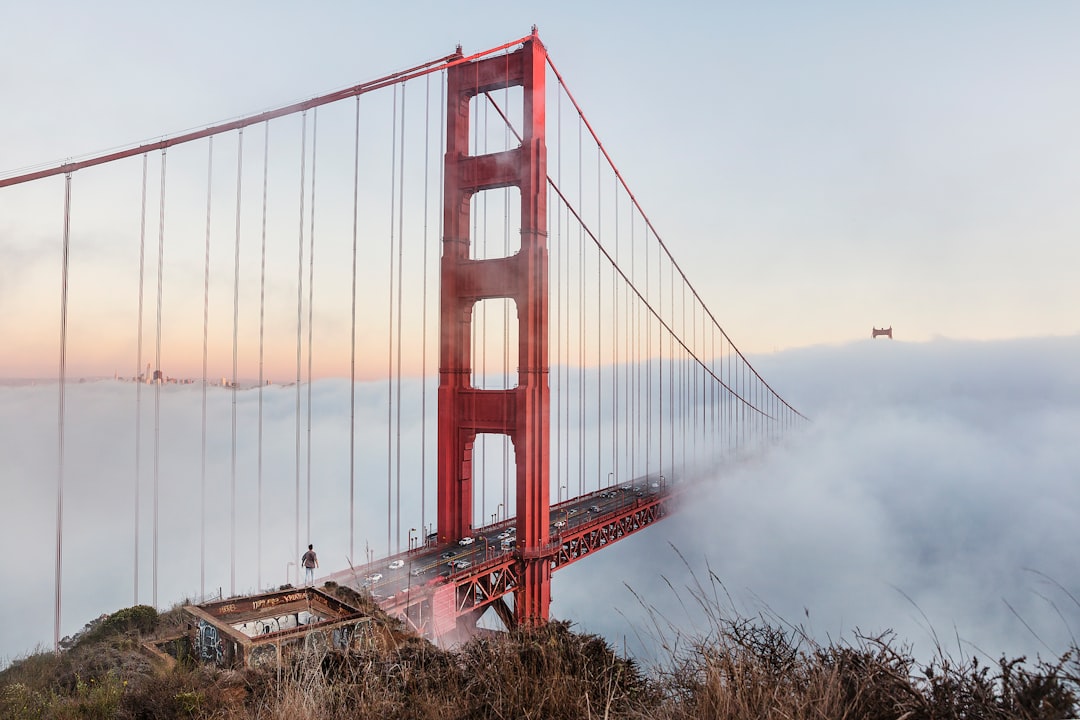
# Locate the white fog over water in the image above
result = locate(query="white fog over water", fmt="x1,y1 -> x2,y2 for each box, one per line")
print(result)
2,335 -> 1078,668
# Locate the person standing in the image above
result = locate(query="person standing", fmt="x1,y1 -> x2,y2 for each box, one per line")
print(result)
301,544 -> 319,586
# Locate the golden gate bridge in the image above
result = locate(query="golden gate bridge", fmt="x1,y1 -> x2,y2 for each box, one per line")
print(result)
0,29 -> 805,650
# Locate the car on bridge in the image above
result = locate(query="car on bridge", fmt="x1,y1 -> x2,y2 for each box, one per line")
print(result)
365,573 -> 383,583
388,560 -> 404,570
458,536 -> 475,546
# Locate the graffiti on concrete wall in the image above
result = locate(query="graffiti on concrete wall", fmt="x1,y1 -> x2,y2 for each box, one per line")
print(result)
194,619 -> 224,665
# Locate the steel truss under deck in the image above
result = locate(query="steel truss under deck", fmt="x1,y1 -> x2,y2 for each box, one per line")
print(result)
381,488 -> 678,640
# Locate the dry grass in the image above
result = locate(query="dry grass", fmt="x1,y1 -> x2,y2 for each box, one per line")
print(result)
2,584 -> 1078,720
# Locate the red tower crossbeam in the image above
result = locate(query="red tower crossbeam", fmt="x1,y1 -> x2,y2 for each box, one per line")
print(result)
438,30 -> 551,627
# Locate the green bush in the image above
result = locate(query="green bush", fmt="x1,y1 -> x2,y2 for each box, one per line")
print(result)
76,605 -> 158,647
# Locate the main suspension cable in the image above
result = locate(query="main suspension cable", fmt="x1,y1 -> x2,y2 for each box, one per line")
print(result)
546,54 -> 804,421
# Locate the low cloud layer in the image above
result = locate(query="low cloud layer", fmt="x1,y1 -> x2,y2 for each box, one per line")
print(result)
553,335 -> 1080,664
3,335 -> 1078,667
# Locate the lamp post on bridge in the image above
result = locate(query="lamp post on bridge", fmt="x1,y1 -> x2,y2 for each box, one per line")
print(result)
607,472 -> 613,489
286,562 -> 295,587
561,484 -> 566,503
408,528 -> 417,553
497,503 -> 504,523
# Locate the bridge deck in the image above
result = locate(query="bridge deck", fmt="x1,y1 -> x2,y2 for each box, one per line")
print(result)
319,478 -> 678,638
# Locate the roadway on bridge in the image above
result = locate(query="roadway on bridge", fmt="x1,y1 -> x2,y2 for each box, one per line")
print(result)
320,476 -> 670,604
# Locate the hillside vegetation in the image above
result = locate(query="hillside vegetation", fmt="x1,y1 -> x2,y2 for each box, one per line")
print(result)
2,584 -> 1078,719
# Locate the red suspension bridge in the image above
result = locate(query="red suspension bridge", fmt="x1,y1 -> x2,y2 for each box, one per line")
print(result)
0,30 -> 805,649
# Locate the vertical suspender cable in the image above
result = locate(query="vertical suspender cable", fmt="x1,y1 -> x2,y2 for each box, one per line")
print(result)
503,61 -> 510,514
728,337 -> 733,454
596,146 -> 602,491
258,121 -> 269,591
557,84 -> 565,505
134,154 -> 148,606
349,97 -> 360,562
484,90 -> 492,515
200,137 -> 214,600
306,110 -> 318,547
386,84 -> 397,556
230,128 -> 244,596
678,282 -> 686,479
478,88 -> 486,522
153,149 -> 167,607
294,111 -> 307,585
628,207 -> 634,481
667,247 -> 673,476
434,71 -> 445,534
421,75 -> 430,533
54,172 -> 72,653
612,177 -> 618,487
577,116 -> 584,497
719,329 -> 724,458
644,221 -> 649,477
709,318 -> 715,465
656,235 -> 662,480
699,301 -> 704,465
395,84 -> 406,552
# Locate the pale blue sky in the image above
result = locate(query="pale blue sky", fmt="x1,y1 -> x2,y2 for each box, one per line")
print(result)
3,1 -> 1079,358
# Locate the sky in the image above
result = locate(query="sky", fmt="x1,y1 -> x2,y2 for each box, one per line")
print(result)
1,335 -> 1078,668
3,1 -> 1080,369
1,0 -> 1079,669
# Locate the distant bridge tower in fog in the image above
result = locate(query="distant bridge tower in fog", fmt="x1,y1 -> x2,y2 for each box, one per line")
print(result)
872,326 -> 893,339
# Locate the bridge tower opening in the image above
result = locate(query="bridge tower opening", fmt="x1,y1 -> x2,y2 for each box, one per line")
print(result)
437,31 -> 551,627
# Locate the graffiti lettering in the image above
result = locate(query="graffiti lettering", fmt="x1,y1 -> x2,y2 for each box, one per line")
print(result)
250,592 -> 305,612
193,619 -> 224,664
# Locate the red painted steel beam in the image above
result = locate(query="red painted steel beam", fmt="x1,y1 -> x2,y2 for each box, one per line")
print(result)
509,30 -> 550,630
437,29 -> 550,630
548,493 -> 677,572
379,487 -> 681,641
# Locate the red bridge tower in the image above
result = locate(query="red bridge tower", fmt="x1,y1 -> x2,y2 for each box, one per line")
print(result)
437,32 -> 551,626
